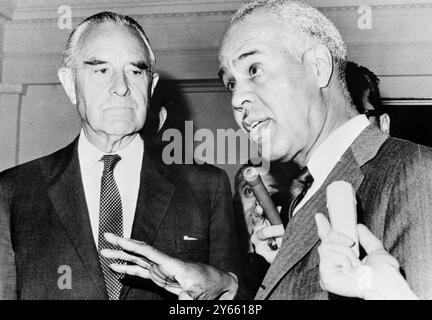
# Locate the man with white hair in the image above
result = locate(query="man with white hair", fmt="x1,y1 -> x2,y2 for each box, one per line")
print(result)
0,11 -> 238,299
102,0 -> 432,300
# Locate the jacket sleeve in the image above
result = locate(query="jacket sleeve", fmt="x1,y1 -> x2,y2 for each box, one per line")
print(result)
383,145 -> 432,300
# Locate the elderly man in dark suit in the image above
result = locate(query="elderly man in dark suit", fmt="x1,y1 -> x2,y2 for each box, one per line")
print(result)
0,11 -> 238,300
101,0 -> 432,300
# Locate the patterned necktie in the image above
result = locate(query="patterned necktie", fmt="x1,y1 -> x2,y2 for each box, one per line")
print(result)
281,166 -> 314,227
98,154 -> 123,300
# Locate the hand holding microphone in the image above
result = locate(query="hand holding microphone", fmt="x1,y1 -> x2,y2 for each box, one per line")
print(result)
243,167 -> 283,251
316,181 -> 418,300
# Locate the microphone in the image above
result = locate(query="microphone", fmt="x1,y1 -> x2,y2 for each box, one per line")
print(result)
243,167 -> 282,251
326,181 -> 359,257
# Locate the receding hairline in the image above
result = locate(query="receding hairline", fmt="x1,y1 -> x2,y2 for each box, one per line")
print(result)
61,12 -> 156,69
76,22 -> 151,59
218,10 -> 306,71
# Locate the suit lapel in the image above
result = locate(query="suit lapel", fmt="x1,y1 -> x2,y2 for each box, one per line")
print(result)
120,149 -> 175,299
256,125 -> 388,300
129,151 -> 175,244
47,140 -> 107,298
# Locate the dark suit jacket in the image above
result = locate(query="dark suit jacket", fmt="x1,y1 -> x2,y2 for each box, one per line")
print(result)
255,125 -> 432,300
0,138 -> 239,299
0,184 -> 16,299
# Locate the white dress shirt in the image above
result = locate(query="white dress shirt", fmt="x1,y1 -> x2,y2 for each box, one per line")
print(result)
78,130 -> 143,247
293,115 -> 370,215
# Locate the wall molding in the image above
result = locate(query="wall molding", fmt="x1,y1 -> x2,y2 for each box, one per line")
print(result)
9,0 -> 432,23
0,82 -> 25,94
382,99 -> 432,106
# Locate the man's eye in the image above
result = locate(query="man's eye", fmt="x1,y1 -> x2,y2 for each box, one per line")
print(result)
226,81 -> 235,92
95,68 -> 108,74
249,65 -> 263,78
243,187 -> 254,197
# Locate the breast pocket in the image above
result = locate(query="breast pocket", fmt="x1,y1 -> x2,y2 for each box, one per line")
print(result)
175,239 -> 209,263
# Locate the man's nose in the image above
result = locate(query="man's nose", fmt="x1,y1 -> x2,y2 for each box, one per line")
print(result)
231,81 -> 254,111
110,71 -> 130,96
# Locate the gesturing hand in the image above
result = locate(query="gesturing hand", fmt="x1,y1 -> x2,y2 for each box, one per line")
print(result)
100,233 -> 238,300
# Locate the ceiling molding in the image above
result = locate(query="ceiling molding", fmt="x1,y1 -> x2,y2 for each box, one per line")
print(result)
11,0 -> 432,22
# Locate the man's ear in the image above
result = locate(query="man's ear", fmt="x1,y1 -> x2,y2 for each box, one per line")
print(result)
158,106 -> 167,132
58,67 -> 77,105
379,113 -> 390,135
304,44 -> 333,88
150,72 -> 159,97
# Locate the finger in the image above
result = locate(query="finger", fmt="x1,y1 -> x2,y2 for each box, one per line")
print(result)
324,231 -> 356,248
315,213 -> 332,240
251,206 -> 265,225
320,248 -> 356,271
109,263 -> 150,279
357,224 -> 384,254
149,267 -> 171,287
105,233 -> 172,266
256,224 -> 284,240
318,242 -> 361,268
253,204 -> 264,216
101,249 -> 152,269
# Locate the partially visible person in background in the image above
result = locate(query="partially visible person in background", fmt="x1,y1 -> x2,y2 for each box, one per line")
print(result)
346,61 -> 390,134
233,161 -> 295,297
233,161 -> 293,255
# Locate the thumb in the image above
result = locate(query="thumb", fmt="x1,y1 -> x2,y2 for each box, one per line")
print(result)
314,213 -> 332,240
357,224 -> 384,254
256,224 -> 284,240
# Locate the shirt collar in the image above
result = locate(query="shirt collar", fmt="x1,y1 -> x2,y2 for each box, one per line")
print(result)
78,129 -> 144,170
307,115 -> 370,187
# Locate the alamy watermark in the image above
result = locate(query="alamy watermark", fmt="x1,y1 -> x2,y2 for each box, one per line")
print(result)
161,121 -> 271,173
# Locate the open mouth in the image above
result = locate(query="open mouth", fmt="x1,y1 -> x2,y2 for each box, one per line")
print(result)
249,119 -> 270,141
250,120 -> 263,129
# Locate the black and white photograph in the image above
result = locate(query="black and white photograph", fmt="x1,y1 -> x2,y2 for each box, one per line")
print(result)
0,0 -> 431,308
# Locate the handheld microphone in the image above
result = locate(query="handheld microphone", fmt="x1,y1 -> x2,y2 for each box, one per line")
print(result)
326,181 -> 359,257
243,167 -> 282,250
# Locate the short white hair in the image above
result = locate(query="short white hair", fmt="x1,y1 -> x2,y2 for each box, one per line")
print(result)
61,11 -> 155,70
231,0 -> 347,84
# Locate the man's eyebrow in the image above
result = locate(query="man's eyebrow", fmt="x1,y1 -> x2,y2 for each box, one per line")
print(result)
82,59 -> 150,70
217,49 -> 263,79
131,61 -> 150,70
83,59 -> 107,66
238,49 -> 262,61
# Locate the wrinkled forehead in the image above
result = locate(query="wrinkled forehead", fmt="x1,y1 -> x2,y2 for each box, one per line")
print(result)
77,22 -> 152,63
218,12 -> 301,73
220,13 -> 279,56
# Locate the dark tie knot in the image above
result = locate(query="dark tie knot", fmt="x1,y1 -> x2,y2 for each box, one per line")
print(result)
281,166 -> 314,226
297,166 -> 314,188
101,154 -> 121,173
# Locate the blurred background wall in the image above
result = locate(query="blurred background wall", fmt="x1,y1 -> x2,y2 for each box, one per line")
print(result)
0,0 -> 431,188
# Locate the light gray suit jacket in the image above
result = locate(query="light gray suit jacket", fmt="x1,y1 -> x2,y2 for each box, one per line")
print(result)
255,125 -> 432,300
0,183 -> 16,299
